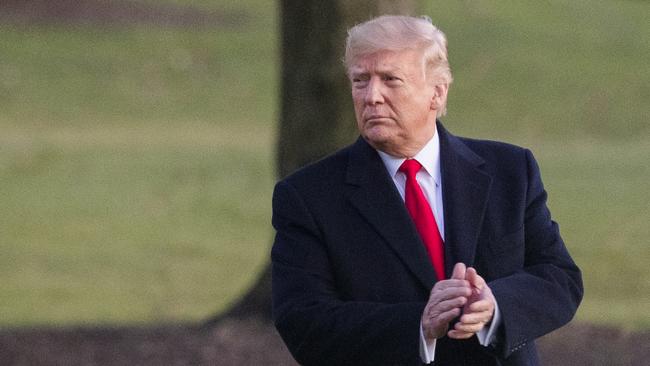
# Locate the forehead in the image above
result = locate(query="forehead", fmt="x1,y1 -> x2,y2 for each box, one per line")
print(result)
348,49 -> 424,75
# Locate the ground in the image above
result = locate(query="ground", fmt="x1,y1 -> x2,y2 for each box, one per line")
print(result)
1,1 -> 648,365
1,319 -> 649,365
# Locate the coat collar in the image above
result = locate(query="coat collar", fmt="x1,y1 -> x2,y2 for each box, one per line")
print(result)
344,121 -> 492,289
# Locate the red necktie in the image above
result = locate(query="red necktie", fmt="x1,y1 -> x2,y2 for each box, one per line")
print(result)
399,159 -> 446,280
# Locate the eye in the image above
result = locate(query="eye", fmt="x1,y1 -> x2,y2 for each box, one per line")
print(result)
383,75 -> 403,85
351,75 -> 369,88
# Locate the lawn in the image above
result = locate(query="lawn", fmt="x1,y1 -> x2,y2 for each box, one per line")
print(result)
0,0 -> 648,329
0,0 -> 278,325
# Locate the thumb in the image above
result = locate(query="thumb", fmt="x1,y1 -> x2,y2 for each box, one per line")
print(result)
451,262 -> 466,280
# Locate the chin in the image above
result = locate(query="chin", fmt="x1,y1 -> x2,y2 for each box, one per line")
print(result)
363,131 -> 396,151
364,125 -> 392,139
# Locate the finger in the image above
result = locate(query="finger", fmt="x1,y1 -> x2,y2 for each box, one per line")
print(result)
460,311 -> 492,325
429,281 -> 471,302
466,267 -> 486,290
453,321 -> 485,334
451,262 -> 466,280
433,307 -> 463,325
429,296 -> 467,314
447,329 -> 475,339
467,299 -> 494,313
429,287 -> 472,304
431,279 -> 470,292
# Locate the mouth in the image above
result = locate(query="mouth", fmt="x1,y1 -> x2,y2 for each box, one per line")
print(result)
365,115 -> 390,123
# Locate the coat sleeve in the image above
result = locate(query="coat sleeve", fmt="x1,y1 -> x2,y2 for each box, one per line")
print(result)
488,149 -> 583,358
271,180 -> 426,366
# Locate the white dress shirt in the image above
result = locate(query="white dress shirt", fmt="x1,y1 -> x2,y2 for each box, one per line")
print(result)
376,130 -> 501,364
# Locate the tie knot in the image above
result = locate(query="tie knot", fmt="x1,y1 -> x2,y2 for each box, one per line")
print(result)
399,159 -> 422,178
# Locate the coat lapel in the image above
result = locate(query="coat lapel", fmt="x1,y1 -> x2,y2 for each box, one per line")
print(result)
344,138 -> 438,289
437,122 -> 492,274
342,121 -> 493,286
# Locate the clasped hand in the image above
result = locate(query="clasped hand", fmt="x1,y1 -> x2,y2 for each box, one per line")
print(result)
421,263 -> 495,341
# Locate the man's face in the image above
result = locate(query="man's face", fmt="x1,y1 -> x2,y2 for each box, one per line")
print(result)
348,49 -> 443,157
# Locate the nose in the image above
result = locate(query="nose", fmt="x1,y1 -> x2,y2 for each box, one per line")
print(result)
364,77 -> 384,105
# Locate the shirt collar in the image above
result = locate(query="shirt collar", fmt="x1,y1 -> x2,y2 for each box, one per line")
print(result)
376,130 -> 441,186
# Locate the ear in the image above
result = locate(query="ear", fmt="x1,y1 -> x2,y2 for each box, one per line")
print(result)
430,83 -> 449,110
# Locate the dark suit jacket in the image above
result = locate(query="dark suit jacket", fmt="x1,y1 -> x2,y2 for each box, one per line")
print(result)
271,122 -> 583,366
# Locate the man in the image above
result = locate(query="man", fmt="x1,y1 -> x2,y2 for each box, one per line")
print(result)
271,15 -> 582,365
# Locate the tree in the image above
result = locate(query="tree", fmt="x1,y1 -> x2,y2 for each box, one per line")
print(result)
204,0 -> 416,327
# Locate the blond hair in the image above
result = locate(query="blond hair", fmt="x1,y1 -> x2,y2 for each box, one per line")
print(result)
345,15 -> 453,115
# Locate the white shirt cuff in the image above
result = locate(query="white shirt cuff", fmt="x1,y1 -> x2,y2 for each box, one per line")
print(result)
476,297 -> 501,347
419,322 -> 436,363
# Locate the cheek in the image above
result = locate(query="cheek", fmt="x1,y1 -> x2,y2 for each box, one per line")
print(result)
355,116 -> 364,132
352,101 -> 363,119
351,91 -> 364,106
351,93 -> 366,115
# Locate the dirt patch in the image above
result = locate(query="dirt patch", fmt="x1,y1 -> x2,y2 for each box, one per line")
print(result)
1,319 -> 648,366
0,317 -> 296,366
0,0 -> 248,28
538,322 -> 650,366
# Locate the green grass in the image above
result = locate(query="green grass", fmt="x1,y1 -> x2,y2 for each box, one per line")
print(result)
0,0 -> 278,326
0,27 -> 276,128
535,140 -> 650,329
0,124 -> 275,325
421,0 -> 650,141
0,0 -> 649,329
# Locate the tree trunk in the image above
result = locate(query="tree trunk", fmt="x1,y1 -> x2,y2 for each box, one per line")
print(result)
203,0 -> 416,327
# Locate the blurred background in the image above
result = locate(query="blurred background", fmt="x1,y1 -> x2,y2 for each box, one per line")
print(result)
0,0 -> 648,364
